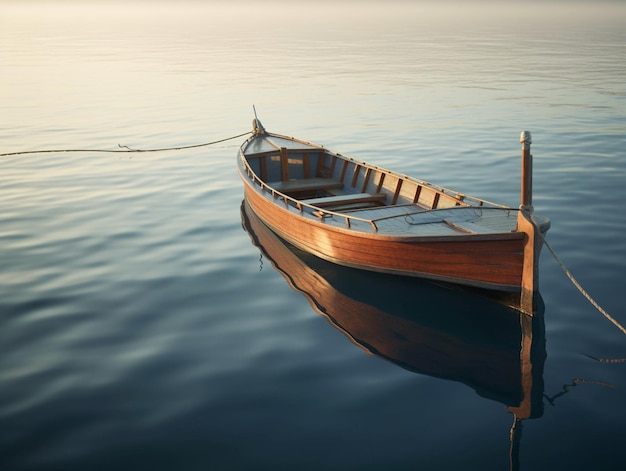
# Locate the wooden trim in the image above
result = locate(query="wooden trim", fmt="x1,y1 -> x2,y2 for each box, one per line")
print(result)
517,210 -> 539,316
339,160 -> 349,184
260,155 -> 268,182
361,168 -> 372,193
432,192 -> 441,209
280,147 -> 289,182
376,172 -> 386,193
315,152 -> 326,177
301,192 -> 386,208
303,152 -> 310,178
351,164 -> 361,188
391,178 -> 403,205
413,185 -> 422,204
316,153 -> 339,179
269,178 -> 343,193
329,155 -> 338,176
244,151 -> 279,160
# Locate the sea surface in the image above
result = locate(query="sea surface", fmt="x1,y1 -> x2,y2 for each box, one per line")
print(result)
1,2 -> 626,470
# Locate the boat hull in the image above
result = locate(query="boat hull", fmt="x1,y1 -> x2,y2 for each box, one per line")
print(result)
242,182 -> 526,292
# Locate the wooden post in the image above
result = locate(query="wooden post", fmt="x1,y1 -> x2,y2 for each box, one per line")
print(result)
517,131 -> 538,315
520,131 -> 532,210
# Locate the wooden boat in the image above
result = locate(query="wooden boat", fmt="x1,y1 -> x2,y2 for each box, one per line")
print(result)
238,117 -> 550,315
241,199 -> 545,470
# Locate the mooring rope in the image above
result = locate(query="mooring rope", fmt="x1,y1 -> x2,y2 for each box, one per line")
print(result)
0,131 -> 252,158
536,227 -> 626,335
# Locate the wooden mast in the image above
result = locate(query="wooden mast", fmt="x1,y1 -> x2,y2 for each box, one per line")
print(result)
517,131 -> 539,315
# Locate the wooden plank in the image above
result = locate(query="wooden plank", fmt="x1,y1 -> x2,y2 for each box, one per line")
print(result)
413,185 -> 422,204
315,152 -> 326,177
303,152 -> 310,178
376,172 -> 386,193
269,178 -> 343,193
361,168 -> 372,193
280,147 -> 289,182
432,192 -> 441,209
517,210 -> 539,315
260,155 -> 268,183
317,153 -> 338,179
301,192 -> 386,208
312,202 -> 381,216
391,178 -> 403,205
339,160 -> 349,183
329,154 -> 338,176
351,164 -> 361,188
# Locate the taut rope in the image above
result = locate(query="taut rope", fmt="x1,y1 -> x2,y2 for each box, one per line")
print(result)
536,226 -> 626,335
0,131 -> 252,158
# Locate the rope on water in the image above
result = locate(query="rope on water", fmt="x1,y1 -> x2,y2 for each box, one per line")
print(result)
0,131 -> 252,157
536,225 -> 626,335
585,355 -> 626,364
544,378 -> 617,406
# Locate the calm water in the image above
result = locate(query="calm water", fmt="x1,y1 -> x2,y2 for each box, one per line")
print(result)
1,2 -> 626,470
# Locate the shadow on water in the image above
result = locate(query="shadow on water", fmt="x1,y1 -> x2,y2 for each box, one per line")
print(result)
240,200 -> 546,471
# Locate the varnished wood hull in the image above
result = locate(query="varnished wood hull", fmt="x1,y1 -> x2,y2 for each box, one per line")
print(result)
243,183 -> 525,291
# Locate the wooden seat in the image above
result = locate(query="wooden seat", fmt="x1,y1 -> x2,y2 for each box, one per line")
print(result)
269,178 -> 343,193
301,192 -> 386,208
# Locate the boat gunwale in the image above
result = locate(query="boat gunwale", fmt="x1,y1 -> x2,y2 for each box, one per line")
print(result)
240,167 -> 531,244
241,131 -> 510,208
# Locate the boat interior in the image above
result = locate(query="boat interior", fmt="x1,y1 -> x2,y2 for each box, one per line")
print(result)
243,141 -> 486,214
240,133 -> 533,235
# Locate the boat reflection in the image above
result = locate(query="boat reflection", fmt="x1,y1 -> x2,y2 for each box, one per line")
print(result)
241,199 -> 546,470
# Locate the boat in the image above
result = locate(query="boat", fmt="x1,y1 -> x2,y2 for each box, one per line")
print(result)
241,199 -> 545,470
237,116 -> 550,315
